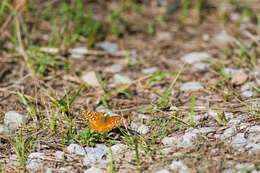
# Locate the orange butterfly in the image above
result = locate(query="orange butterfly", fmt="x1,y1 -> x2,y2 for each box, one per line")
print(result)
80,110 -> 126,133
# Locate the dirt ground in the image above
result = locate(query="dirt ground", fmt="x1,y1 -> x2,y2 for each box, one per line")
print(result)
0,0 -> 259,172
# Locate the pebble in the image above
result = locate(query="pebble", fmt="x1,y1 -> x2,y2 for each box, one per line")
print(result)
184,114 -> 202,124
141,67 -> 159,74
68,47 -> 88,55
28,152 -> 46,159
137,124 -> 149,135
138,113 -> 150,120
81,71 -> 100,87
71,53 -> 84,59
40,47 -> 59,54
55,151 -> 65,159
83,144 -> 108,165
4,111 -> 28,129
180,82 -> 204,91
246,143 -> 260,155
84,167 -> 105,173
231,133 -> 248,145
214,31 -> 232,44
248,133 -> 260,144
26,152 -> 46,169
105,64 -> 123,73
178,131 -> 197,148
221,126 -> 237,139
240,82 -> 256,91
162,136 -> 178,146
111,144 -> 128,154
241,90 -> 256,98
155,169 -> 170,173
45,168 -> 54,173
114,74 -> 132,84
224,68 -> 243,77
248,125 -> 260,133
157,32 -> 172,41
96,42 -> 118,53
67,144 -> 86,156
0,124 -> 13,135
181,52 -> 212,64
228,117 -> 244,125
193,62 -> 211,70
169,161 -> 192,173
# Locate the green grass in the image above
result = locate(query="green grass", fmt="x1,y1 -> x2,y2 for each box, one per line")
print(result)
190,94 -> 195,127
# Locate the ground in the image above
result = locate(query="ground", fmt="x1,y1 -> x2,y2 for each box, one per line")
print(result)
0,0 -> 259,173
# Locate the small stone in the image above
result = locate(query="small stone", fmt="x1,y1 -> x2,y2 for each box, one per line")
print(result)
180,82 -> 204,91
28,152 -> 46,159
141,67 -> 159,74
4,111 -> 28,129
67,144 -> 86,156
181,52 -> 212,64
83,144 -> 108,165
231,133 -> 248,145
248,125 -> 260,132
224,68 -> 243,77
137,124 -> 149,135
84,167 -> 105,173
96,42 -> 118,53
55,151 -> 65,159
248,133 -> 260,144
138,114 -> 150,120
221,126 -> 237,139
40,47 -> 59,54
111,144 -> 128,154
155,169 -> 170,173
71,53 -> 84,59
162,136 -> 178,146
214,31 -> 232,45
45,168 -> 54,173
114,74 -> 132,84
241,90 -> 256,98
246,143 -> 260,155
26,159 -> 41,169
68,47 -> 88,54
193,63 -> 210,70
228,117 -> 244,125
169,161 -> 192,173
178,131 -> 197,148
157,32 -> 171,41
0,124 -> 13,135
105,64 -> 123,73
241,82 -> 256,91
231,71 -> 248,85
81,71 -> 100,87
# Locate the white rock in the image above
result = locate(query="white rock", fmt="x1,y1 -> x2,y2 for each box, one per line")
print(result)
84,167 -> 105,173
141,67 -> 159,74
214,31 -> 232,44
83,144 -> 108,165
40,47 -> 59,54
55,151 -> 65,159
155,169 -> 170,173
138,114 -> 150,120
114,74 -> 132,84
184,114 -> 202,124
68,47 -> 88,55
26,159 -> 41,169
178,132 -> 197,148
137,124 -> 149,135
162,136 -> 178,146
169,161 -> 192,173
111,144 -> 128,154
193,62 -> 210,70
181,52 -> 212,64
45,168 -> 54,173
81,71 -> 100,87
105,64 -> 123,73
0,124 -> 13,135
228,118 -> 244,125
248,125 -> 260,133
247,133 -> 260,144
224,68 -> 243,77
231,133 -> 248,145
96,42 -> 118,53
71,53 -> 84,59
67,144 -> 86,156
246,143 -> 260,155
222,126 -> 237,139
28,152 -> 46,159
241,90 -> 256,98
240,82 -> 256,91
4,111 -> 28,129
180,82 -> 204,91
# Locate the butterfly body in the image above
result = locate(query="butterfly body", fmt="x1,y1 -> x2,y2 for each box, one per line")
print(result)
80,110 -> 125,132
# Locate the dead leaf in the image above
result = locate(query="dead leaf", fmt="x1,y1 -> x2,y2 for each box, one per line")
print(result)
231,71 -> 248,86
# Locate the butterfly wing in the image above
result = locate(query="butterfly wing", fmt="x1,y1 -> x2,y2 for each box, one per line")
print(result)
80,110 -> 104,122
89,116 -> 125,132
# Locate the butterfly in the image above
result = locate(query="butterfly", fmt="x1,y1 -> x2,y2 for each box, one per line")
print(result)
80,110 -> 126,133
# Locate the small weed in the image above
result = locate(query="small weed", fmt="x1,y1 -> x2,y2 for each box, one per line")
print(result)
107,10 -> 126,36
109,147 -> 115,173
190,93 -> 195,127
213,106 -> 227,125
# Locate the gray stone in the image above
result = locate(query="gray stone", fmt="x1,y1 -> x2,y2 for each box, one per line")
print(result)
68,47 -> 88,54
241,90 -> 256,98
83,144 -> 108,165
178,132 -> 197,148
214,31 -> 232,44
155,169 -> 170,173
228,118 -> 244,125
248,125 -> 260,133
180,82 -> 204,91
0,124 -> 13,135
26,152 -> 46,169
222,126 -> 237,139
105,64 -> 123,73
71,53 -> 84,59
169,161 -> 192,173
45,168 -> 54,173
240,82 -> 256,91
246,143 -> 260,155
193,62 -> 211,70
141,67 -> 159,74
114,74 -> 132,84
96,42 -> 118,53
4,111 -> 28,129
111,144 -> 127,154
28,152 -> 46,159
231,133 -> 248,145
84,167 -> 105,173
247,133 -> 260,144
67,144 -> 86,156
137,124 -> 149,135
55,151 -> 65,159
194,127 -> 216,134
162,136 -> 178,146
224,68 -> 243,77
181,52 -> 212,64
40,47 -> 59,54
81,71 -> 100,87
